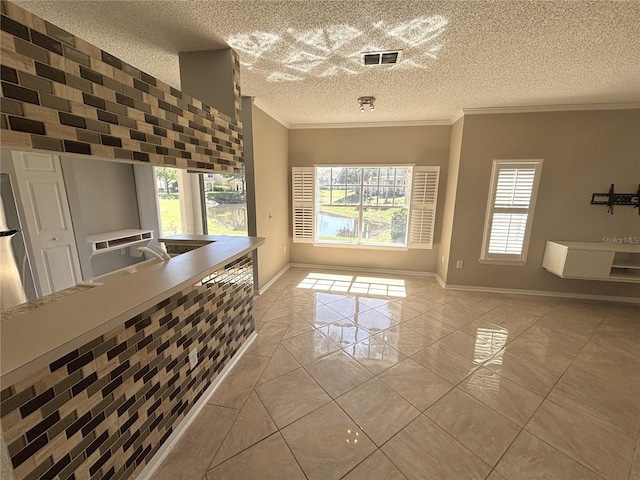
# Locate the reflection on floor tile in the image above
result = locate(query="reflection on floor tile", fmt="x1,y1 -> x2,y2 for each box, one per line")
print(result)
403,314 -> 456,342
152,267 -> 639,480
435,330 -> 498,363
374,324 -> 431,356
378,358 -> 453,411
344,336 -> 407,374
348,309 -> 398,332
336,378 -> 420,446
281,329 -> 340,365
281,402 -> 376,480
304,350 -> 373,398
298,304 -> 346,327
373,300 -> 421,323
317,318 -> 371,348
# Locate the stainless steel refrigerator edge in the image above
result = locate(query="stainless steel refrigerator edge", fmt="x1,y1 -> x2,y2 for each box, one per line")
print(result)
1,173 -> 37,310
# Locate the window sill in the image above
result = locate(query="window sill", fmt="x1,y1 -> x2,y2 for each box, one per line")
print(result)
478,258 -> 526,266
314,242 -> 409,252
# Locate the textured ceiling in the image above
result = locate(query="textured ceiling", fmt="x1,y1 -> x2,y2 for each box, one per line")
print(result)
13,1 -> 640,126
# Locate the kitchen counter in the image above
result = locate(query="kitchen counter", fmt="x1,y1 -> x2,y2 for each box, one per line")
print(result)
0,235 -> 264,385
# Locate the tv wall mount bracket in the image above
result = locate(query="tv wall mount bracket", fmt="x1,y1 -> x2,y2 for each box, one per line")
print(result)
590,184 -> 640,215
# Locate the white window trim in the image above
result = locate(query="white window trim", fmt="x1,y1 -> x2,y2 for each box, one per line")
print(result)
480,159 -> 543,265
291,165 -> 439,250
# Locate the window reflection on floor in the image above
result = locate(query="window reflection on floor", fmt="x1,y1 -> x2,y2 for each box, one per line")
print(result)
297,273 -> 406,297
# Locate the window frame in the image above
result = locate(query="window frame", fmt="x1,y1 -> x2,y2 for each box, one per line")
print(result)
314,165 -> 413,249
480,159 -> 543,265
292,165 -> 440,251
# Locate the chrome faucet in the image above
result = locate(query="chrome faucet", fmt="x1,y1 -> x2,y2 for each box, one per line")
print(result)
137,246 -> 164,261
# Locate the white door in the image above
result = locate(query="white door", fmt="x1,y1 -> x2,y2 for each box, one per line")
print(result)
12,151 -> 82,296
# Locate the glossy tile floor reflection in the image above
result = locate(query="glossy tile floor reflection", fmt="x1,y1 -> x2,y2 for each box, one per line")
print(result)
151,268 -> 640,480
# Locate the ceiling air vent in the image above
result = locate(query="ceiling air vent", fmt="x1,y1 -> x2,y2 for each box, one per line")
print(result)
361,50 -> 403,66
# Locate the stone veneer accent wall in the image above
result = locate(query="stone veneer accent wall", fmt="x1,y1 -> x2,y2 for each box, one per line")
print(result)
0,1 -> 242,173
0,254 -> 254,480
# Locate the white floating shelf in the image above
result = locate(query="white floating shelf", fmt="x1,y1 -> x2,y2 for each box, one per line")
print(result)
542,241 -> 640,283
87,229 -> 154,256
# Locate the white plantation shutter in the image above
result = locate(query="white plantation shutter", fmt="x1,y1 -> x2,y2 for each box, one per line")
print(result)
292,167 -> 314,243
408,166 -> 440,249
481,160 -> 543,263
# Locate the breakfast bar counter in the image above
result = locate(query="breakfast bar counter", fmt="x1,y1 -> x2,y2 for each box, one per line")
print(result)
0,235 -> 263,480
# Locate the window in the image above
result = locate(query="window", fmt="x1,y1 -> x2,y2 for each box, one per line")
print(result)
292,165 -> 439,249
480,160 -> 543,264
154,167 -> 247,237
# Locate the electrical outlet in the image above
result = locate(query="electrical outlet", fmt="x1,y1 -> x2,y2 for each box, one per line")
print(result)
189,349 -> 198,369
456,260 -> 464,269
283,246 -> 287,254
441,255 -> 445,264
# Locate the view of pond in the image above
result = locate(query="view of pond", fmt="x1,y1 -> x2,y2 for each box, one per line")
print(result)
207,203 -> 247,235
317,211 -> 359,240
317,208 -> 408,245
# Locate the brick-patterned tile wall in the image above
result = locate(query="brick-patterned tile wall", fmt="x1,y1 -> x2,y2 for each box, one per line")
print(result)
0,1 -> 243,173
0,254 -> 255,480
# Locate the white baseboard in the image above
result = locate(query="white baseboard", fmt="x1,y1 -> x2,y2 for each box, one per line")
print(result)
435,274 -> 446,288
440,282 -> 640,304
289,263 -> 437,278
135,332 -> 257,480
258,264 -> 290,295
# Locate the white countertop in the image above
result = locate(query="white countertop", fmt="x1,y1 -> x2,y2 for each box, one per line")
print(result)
0,235 -> 264,385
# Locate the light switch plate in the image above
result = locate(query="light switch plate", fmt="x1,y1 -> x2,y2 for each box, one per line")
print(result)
189,349 -> 198,369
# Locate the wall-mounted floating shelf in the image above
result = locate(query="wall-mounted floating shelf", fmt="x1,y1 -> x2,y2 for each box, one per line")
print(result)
542,241 -> 640,283
590,184 -> 640,215
87,229 -> 154,256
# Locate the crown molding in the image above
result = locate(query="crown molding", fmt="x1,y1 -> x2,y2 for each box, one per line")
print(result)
450,109 -> 465,124
289,119 -> 451,129
252,98 -> 290,128
462,103 -> 640,116
248,101 -> 639,130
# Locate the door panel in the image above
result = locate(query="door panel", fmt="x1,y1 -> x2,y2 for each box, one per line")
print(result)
12,151 -> 82,296
21,154 -> 56,172
41,245 -> 78,293
28,182 -> 68,233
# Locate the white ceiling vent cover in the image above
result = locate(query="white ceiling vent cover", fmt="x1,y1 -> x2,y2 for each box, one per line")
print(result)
361,50 -> 403,66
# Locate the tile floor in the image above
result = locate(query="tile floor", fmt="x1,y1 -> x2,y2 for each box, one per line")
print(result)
151,268 -> 640,480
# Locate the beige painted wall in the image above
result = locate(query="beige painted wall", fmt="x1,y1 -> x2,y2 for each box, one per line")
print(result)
446,109 -> 640,297
252,104 -> 290,288
437,117 -> 464,281
288,125 -> 451,273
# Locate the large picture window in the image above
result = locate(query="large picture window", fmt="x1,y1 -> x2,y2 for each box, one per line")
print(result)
292,165 -> 440,250
316,166 -> 411,246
